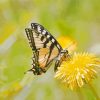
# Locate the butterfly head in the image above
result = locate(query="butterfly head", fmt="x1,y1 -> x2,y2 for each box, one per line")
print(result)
60,49 -> 70,61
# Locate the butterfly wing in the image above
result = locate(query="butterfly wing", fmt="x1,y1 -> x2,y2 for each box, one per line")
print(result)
25,23 -> 63,75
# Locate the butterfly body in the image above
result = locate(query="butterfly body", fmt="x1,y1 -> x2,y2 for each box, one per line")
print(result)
25,23 -> 70,75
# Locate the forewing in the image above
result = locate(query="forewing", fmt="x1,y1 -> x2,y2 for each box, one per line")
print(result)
25,23 -> 63,72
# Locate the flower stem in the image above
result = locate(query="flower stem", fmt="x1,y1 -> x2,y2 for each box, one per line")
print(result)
77,89 -> 84,100
88,83 -> 100,100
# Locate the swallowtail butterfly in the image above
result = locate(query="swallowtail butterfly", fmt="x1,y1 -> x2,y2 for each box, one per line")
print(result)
25,23 -> 70,75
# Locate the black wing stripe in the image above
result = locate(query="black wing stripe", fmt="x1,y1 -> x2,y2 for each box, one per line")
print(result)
41,35 -> 45,41
25,28 -> 37,51
44,31 -> 48,37
45,43 -> 55,65
43,35 -> 53,48
43,39 -> 49,48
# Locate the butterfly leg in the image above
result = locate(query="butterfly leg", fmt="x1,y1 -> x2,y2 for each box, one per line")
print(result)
54,60 -> 61,71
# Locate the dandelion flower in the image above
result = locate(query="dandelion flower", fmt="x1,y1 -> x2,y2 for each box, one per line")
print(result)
55,52 -> 100,90
57,36 -> 77,53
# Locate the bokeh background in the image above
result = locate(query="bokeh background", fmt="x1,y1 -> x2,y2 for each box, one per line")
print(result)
0,0 -> 100,100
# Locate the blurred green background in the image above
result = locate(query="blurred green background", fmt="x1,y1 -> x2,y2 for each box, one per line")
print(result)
0,0 -> 100,100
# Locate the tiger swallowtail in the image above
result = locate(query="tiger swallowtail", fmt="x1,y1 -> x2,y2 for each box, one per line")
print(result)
25,23 -> 70,75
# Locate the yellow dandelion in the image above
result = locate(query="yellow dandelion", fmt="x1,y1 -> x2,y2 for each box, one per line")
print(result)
57,36 -> 77,53
55,52 -> 100,90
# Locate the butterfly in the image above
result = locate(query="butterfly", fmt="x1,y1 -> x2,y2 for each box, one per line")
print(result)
25,23 -> 70,75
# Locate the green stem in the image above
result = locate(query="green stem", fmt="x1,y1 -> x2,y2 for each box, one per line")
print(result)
77,88 -> 84,100
88,83 -> 100,100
